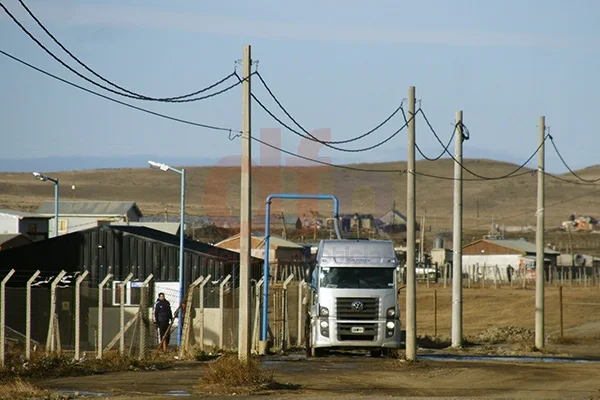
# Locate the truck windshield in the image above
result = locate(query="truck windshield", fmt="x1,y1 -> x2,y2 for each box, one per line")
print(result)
319,267 -> 394,289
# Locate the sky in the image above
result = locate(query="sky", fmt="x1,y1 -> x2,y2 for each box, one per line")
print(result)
0,0 -> 599,173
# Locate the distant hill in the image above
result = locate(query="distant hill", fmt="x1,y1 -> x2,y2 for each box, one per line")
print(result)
1,158 -> 599,232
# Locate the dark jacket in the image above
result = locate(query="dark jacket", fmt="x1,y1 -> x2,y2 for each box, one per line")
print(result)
154,299 -> 173,324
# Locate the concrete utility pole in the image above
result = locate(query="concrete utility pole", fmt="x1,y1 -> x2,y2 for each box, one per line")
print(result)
451,110 -> 464,348
535,115 -> 546,349
405,86 -> 417,361
238,44 -> 252,360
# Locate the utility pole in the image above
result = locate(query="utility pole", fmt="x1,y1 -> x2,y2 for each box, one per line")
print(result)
405,86 -> 417,361
535,115 -> 546,349
238,44 -> 252,360
451,110 -> 464,348
419,212 -> 426,263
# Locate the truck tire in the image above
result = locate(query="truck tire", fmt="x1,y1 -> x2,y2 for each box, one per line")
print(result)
370,349 -> 384,357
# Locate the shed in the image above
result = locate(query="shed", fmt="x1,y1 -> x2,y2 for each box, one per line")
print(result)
0,225 -> 262,287
0,208 -> 50,242
462,238 -> 560,282
36,200 -> 143,237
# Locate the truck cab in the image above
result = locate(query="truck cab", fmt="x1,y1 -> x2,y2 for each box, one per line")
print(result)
305,239 -> 401,357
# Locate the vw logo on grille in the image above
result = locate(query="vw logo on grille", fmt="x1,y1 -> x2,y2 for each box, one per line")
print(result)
352,300 -> 364,311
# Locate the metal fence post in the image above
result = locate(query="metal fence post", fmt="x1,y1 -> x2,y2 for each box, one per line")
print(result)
198,275 -> 211,351
297,279 -> 305,347
25,270 -> 40,360
120,273 -> 134,355
97,273 -> 113,359
219,275 -> 232,349
282,274 -> 294,351
0,269 -> 15,367
46,270 -> 67,353
138,274 -> 153,360
74,270 -> 89,360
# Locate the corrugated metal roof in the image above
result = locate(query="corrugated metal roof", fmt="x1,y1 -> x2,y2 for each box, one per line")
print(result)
0,208 -> 48,218
480,239 -> 560,255
110,222 -> 180,235
379,210 -> 407,225
36,201 -> 142,217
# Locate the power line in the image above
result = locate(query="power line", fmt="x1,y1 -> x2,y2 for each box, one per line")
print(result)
401,107 -> 457,161
0,47 -> 407,173
549,136 -> 600,183
415,170 -> 534,181
0,48 -> 241,133
1,1 -> 240,102
545,172 -> 600,186
254,70 -> 405,145
419,108 -> 547,180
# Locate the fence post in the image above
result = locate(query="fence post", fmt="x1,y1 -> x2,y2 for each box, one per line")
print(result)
219,274 -> 232,349
138,274 -> 153,360
197,275 -> 211,351
178,275 -> 204,359
74,270 -> 89,361
297,279 -> 305,347
282,274 -> 294,351
433,288 -> 437,338
119,273 -> 134,355
0,269 -> 15,367
252,278 -> 264,353
25,270 -> 40,360
96,273 -> 113,359
46,270 -> 67,353
559,285 -> 563,338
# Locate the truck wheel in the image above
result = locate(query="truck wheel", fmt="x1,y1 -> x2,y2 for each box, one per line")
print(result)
312,347 -> 328,357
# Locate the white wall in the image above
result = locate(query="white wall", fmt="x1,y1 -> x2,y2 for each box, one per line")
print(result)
0,215 -> 18,234
462,254 -> 522,282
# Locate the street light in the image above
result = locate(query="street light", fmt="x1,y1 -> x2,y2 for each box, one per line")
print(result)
148,160 -> 186,346
33,172 -> 59,238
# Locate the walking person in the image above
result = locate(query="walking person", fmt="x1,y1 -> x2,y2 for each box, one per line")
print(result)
154,292 -> 173,352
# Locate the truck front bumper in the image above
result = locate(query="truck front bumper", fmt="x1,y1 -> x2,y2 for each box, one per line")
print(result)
312,318 -> 401,349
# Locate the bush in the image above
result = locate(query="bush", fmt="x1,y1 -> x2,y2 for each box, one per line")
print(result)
0,378 -> 72,400
202,355 -> 273,390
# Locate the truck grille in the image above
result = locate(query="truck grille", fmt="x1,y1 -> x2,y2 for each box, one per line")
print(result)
337,323 -> 378,341
335,297 -> 379,321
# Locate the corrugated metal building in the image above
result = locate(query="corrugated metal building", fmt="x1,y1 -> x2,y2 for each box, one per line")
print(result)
0,225 -> 262,286
36,200 -> 143,237
0,208 -> 50,242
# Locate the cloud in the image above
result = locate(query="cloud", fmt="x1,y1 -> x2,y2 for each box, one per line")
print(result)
1,2 -> 593,49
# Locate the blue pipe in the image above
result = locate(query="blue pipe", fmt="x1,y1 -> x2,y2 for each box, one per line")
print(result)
261,194 -> 341,344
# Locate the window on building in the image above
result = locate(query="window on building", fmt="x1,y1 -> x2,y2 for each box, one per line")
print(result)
112,281 -> 145,306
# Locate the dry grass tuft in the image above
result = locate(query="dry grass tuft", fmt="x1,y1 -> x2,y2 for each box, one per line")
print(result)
0,378 -> 72,400
200,355 -> 274,393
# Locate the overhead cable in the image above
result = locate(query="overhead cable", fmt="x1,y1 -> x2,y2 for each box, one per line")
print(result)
1,1 -> 240,102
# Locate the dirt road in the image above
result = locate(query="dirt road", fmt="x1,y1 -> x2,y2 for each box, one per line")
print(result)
38,353 -> 600,400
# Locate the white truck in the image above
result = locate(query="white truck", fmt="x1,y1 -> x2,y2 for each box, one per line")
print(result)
305,239 -> 402,357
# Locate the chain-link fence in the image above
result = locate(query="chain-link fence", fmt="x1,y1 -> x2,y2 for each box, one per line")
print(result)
1,269 -> 309,365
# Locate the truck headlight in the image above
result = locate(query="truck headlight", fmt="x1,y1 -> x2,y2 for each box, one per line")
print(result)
386,321 -> 395,330
386,307 -> 395,317
320,306 -> 329,316
320,321 -> 329,328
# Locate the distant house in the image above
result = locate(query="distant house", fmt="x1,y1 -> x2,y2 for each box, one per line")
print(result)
36,200 -> 143,236
0,233 -> 32,251
379,209 -> 407,226
338,214 -> 374,233
462,238 -> 560,282
215,233 -> 306,281
0,208 -> 51,242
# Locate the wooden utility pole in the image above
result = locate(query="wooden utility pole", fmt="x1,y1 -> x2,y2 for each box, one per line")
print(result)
238,45 -> 252,360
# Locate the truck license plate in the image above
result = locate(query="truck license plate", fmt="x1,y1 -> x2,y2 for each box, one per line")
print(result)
351,327 -> 365,333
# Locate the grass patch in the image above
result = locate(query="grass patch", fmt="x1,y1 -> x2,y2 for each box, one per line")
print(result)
0,378 -> 72,400
199,355 -> 283,394
0,350 -> 173,381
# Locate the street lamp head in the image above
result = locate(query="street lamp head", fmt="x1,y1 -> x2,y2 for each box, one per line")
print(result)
32,172 -> 47,181
148,160 -> 170,172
